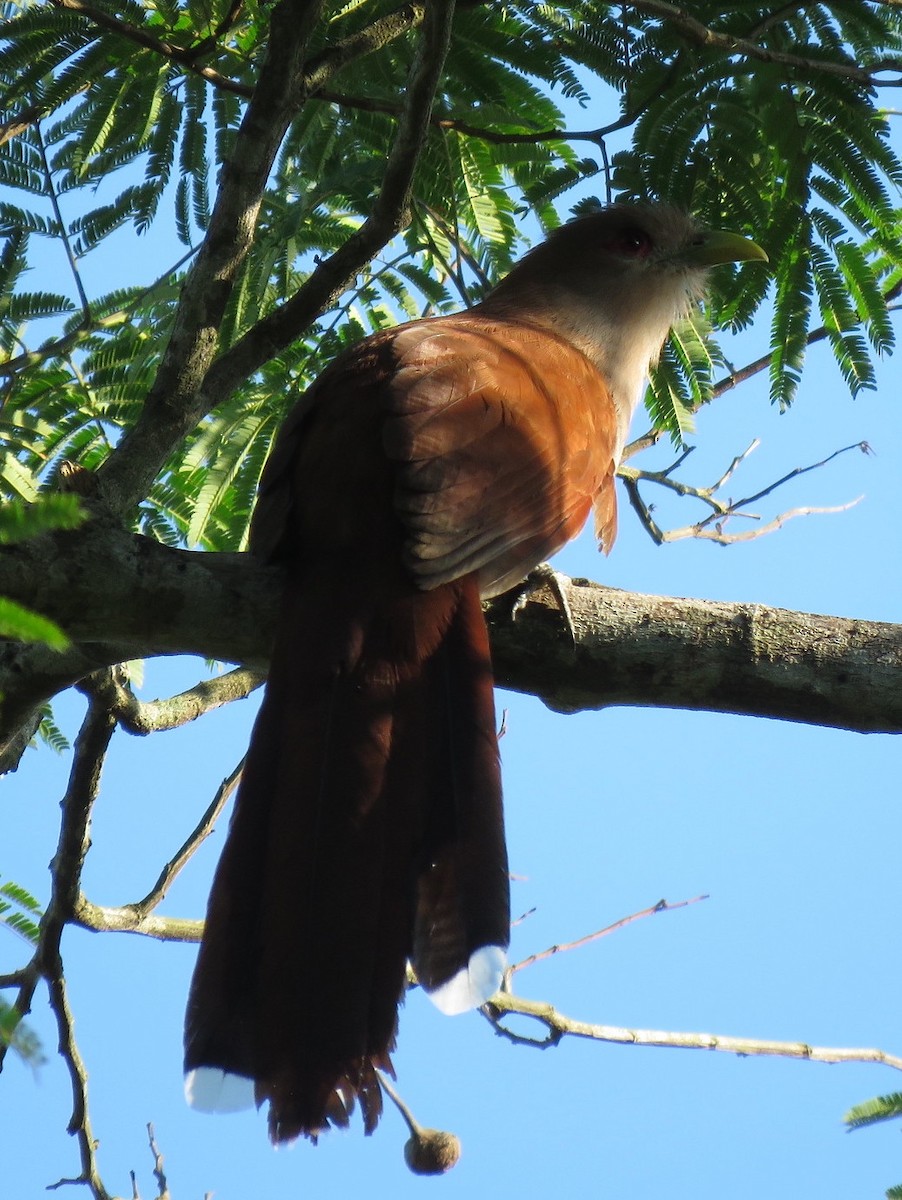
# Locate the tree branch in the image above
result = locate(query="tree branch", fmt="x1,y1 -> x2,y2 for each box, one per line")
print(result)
2,525 -> 902,762
629,0 -> 902,85
72,756 -> 243,942
81,665 -> 264,735
96,0 -> 327,514
19,679 -> 118,1200
507,895 -> 709,979
312,88 -> 634,145
620,440 -> 870,546
483,992 -> 902,1071
196,0 -> 457,415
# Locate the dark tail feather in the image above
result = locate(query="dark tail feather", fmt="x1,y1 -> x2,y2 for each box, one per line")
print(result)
410,579 -> 510,1010
184,569 -> 508,1142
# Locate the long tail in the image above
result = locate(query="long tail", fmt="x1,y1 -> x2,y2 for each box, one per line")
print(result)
183,565 -> 508,1142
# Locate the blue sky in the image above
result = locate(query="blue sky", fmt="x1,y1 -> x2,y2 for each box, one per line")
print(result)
3,48 -> 902,1200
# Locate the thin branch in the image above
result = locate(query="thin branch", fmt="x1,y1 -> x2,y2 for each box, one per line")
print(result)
313,88 -> 632,144
49,0 -> 249,96
714,301 -> 902,400
45,971 -> 112,1200
0,969 -> 30,989
628,0 -> 902,85
483,992 -> 902,1073
35,676 -> 118,1200
71,907 -> 203,941
508,895 -> 709,979
0,101 -> 48,147
46,0 -> 429,108
73,757 -> 243,941
620,440 -> 870,546
489,992 -> 902,1068
34,122 -> 90,319
118,756 -> 242,915
709,441 -> 872,515
707,438 -> 760,494
194,0 -> 457,424
688,498 -> 863,546
145,1124 -> 170,1200
81,665 -> 265,735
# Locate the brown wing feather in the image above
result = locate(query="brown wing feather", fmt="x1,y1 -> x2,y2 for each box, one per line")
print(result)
382,315 -> 620,596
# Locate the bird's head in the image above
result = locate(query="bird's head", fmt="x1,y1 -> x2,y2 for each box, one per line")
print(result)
480,202 -> 767,447
485,202 -> 767,316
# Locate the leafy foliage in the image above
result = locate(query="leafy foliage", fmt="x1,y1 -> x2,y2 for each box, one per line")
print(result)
845,1092 -> 902,1198
0,880 -> 45,1069
0,495 -> 84,647
0,1 -> 899,527
0,997 -> 45,1068
0,878 -> 42,946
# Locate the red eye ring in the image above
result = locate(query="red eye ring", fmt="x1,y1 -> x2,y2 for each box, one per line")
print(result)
609,227 -> 653,258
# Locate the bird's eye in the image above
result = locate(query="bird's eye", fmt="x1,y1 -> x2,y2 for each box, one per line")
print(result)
611,227 -> 653,258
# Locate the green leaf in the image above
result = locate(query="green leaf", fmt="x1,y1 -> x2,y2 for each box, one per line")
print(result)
0,597 -> 70,649
0,878 -> 43,945
844,1092 -> 902,1130
0,495 -> 85,543
37,702 -> 70,753
0,998 -> 46,1069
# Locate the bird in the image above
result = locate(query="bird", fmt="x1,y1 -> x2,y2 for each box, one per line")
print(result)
183,202 -> 767,1143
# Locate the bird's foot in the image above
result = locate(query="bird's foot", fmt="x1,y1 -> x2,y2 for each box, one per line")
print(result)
509,563 -> 577,647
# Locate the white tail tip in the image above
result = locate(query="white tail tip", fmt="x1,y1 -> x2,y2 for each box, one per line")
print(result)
426,944 -> 506,1015
185,1066 -> 256,1113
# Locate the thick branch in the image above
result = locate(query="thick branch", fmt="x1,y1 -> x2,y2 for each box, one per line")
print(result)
96,0 -> 326,514
199,0 -> 456,408
485,574 -> 902,733
0,521 -> 275,762
2,527 -> 901,762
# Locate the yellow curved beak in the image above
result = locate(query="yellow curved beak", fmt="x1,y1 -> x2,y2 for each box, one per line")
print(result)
685,228 -> 769,266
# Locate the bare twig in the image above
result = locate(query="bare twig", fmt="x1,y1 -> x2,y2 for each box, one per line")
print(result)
507,895 -> 709,979
711,442 -> 872,515
37,675 -> 118,1200
146,1124 -> 170,1200
73,756 -> 244,941
620,440 -> 869,546
483,992 -> 902,1073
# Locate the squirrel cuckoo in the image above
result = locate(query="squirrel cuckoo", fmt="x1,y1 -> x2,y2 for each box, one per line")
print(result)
184,204 -> 766,1142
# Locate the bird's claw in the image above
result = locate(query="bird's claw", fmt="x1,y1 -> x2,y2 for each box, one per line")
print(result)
509,564 -> 577,647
